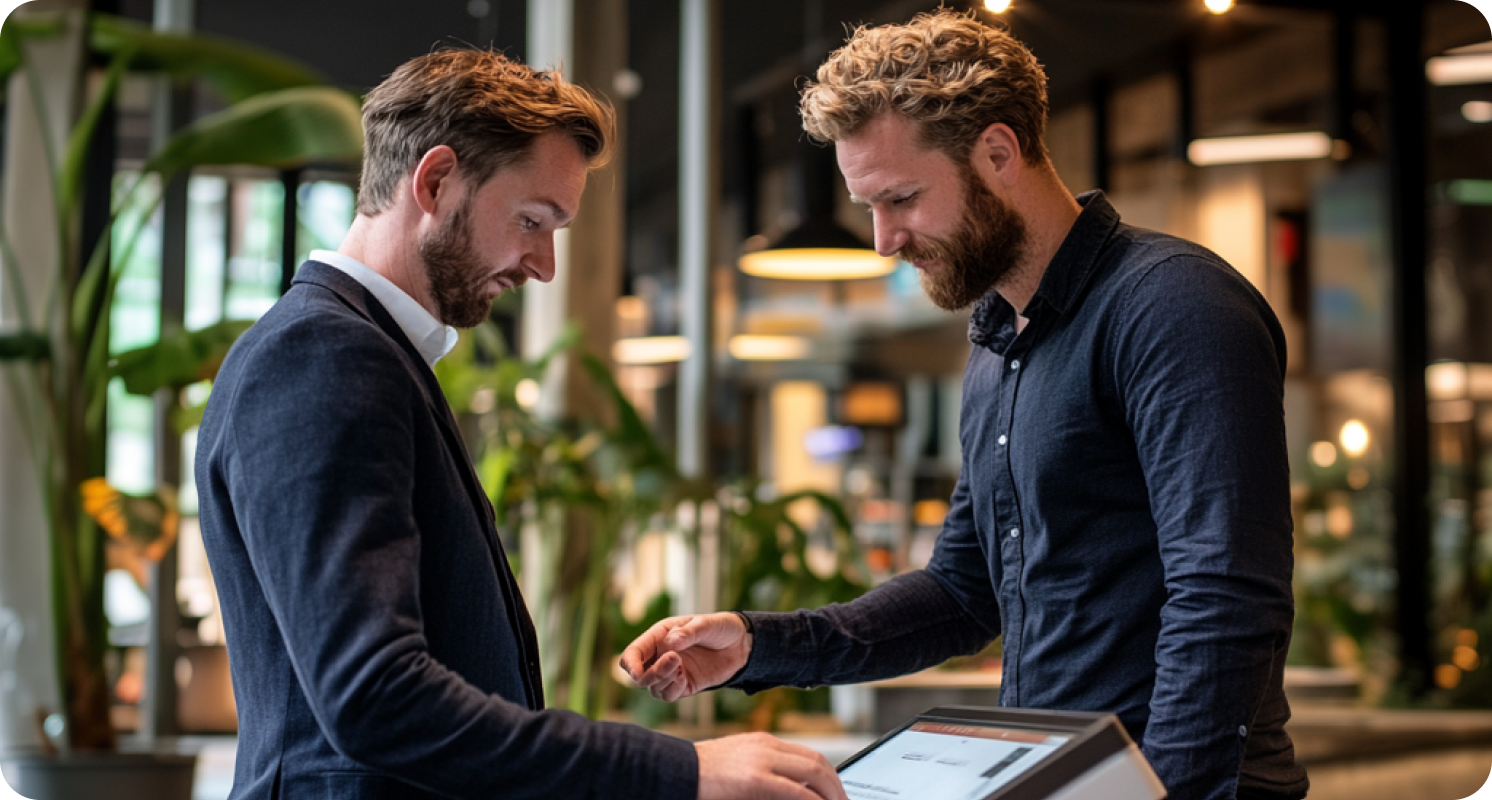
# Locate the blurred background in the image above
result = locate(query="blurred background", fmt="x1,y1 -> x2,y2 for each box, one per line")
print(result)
2,0 -> 1492,798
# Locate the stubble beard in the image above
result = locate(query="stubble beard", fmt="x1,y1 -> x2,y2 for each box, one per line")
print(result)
901,169 -> 1030,312
419,197 -> 518,329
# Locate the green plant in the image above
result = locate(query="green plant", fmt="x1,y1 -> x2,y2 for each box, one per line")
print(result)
435,322 -> 870,724
0,8 -> 360,751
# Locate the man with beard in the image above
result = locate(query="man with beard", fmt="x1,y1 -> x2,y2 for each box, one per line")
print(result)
196,50 -> 847,800
623,11 -> 1307,800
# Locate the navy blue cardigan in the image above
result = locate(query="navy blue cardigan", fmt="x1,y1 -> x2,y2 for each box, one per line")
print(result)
196,262 -> 696,799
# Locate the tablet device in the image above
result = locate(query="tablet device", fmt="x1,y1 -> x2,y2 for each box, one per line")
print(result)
836,706 -> 1163,800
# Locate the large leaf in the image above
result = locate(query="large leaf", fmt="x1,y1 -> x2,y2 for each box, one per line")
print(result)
0,330 -> 50,362
142,86 -> 362,180
0,14 -> 67,92
88,13 -> 326,104
108,318 -> 254,396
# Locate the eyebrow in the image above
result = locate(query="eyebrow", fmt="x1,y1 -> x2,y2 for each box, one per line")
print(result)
850,184 -> 917,205
532,200 -> 575,228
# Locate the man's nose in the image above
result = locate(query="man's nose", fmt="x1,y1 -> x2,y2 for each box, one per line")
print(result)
526,233 -> 558,283
874,221 -> 906,258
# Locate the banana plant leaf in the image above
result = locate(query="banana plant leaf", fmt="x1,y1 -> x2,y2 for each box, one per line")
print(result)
108,318 -> 255,396
0,330 -> 50,361
88,13 -> 326,103
142,85 -> 363,180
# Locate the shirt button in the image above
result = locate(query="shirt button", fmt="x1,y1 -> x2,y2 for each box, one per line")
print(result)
998,435 -> 1008,445
1010,528 -> 1020,538
1010,359 -> 1021,370
1238,726 -> 1248,737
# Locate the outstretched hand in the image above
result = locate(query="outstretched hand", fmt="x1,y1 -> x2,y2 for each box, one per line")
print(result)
620,612 -> 752,702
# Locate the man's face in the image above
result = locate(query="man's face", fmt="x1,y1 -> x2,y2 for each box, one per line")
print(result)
419,131 -> 589,328
838,114 -> 1028,311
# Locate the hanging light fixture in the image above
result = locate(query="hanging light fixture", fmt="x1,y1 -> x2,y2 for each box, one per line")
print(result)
738,118 -> 894,280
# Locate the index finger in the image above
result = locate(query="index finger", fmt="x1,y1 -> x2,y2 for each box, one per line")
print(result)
773,745 -> 848,800
619,618 -> 679,678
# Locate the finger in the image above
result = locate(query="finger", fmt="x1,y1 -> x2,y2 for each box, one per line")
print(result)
621,618 -> 684,674
636,652 -> 681,688
771,748 -> 847,800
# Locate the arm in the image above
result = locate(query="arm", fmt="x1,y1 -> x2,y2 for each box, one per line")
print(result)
1115,256 -> 1295,800
625,467 -> 999,698
218,323 -> 697,800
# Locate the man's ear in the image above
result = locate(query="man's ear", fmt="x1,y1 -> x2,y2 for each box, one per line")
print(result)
973,123 -> 1023,188
409,145 -> 462,216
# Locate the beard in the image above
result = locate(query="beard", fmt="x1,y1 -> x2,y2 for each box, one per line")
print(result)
900,169 -> 1029,312
418,197 -> 516,328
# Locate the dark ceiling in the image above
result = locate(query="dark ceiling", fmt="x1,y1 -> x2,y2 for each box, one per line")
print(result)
116,0 -> 1489,277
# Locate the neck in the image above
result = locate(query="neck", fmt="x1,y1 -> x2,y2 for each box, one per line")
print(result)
339,211 -> 438,318
993,165 -> 1083,316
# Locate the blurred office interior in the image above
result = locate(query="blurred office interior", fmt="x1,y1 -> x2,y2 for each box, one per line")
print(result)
3,1 -> 1492,798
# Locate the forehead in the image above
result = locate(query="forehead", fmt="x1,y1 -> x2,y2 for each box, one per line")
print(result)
475,131 -> 589,212
836,114 -> 958,199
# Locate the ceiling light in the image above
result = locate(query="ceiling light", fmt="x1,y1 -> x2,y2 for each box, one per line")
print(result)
1465,100 -> 1492,123
612,335 -> 690,365
1186,131 -> 1335,166
728,334 -> 812,361
1428,53 -> 1492,86
1205,0 -> 1234,13
738,214 -> 895,280
984,0 -> 1012,12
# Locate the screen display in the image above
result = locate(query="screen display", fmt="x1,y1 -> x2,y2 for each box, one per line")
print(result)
839,720 -> 1071,800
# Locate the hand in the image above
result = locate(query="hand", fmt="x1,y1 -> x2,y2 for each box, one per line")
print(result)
695,733 -> 848,800
620,612 -> 752,702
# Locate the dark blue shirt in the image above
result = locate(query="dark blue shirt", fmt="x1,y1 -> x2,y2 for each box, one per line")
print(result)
735,192 -> 1308,800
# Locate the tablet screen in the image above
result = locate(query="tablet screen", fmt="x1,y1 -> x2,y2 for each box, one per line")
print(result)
838,719 -> 1072,800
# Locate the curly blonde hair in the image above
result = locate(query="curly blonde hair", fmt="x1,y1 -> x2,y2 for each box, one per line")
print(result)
800,9 -> 1049,165
358,49 -> 616,216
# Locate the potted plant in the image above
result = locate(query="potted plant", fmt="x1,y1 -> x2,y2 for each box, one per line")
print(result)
0,7 -> 360,795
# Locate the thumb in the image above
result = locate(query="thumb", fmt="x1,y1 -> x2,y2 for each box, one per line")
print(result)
663,616 -> 710,650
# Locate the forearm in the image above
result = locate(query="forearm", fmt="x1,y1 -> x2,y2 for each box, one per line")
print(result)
730,570 -> 995,692
308,644 -> 697,799
1141,570 -> 1293,800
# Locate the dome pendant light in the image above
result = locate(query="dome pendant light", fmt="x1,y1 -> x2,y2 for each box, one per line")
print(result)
738,141 -> 894,281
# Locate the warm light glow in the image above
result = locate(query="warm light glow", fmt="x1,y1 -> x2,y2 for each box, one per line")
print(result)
1346,467 -> 1370,491
1204,0 -> 1234,13
1325,505 -> 1353,539
1455,644 -> 1481,671
1187,132 -> 1335,166
1339,419 -> 1370,458
1309,441 -> 1338,468
615,295 -> 647,322
514,379 -> 540,410
984,0 -> 1012,12
738,248 -> 897,280
1436,664 -> 1463,689
728,334 -> 811,361
612,335 -> 691,365
1466,101 -> 1492,123
1428,53 -> 1492,86
1460,629 -> 1480,649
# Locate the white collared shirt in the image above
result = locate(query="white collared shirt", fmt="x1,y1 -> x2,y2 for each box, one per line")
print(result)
310,250 -> 459,368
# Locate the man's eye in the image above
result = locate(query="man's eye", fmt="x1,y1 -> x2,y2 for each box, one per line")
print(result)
892,193 -> 916,206
520,217 -> 539,232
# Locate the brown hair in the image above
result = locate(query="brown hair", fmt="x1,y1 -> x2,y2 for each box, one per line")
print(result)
357,49 -> 616,215
800,9 -> 1050,165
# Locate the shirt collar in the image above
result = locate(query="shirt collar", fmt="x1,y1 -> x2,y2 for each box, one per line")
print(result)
310,249 -> 459,367
968,190 -> 1121,348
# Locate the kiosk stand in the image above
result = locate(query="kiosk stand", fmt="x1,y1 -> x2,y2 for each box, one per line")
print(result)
836,706 -> 1166,800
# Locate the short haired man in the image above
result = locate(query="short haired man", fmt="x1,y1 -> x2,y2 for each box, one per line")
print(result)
197,50 -> 846,800
624,12 -> 1308,800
